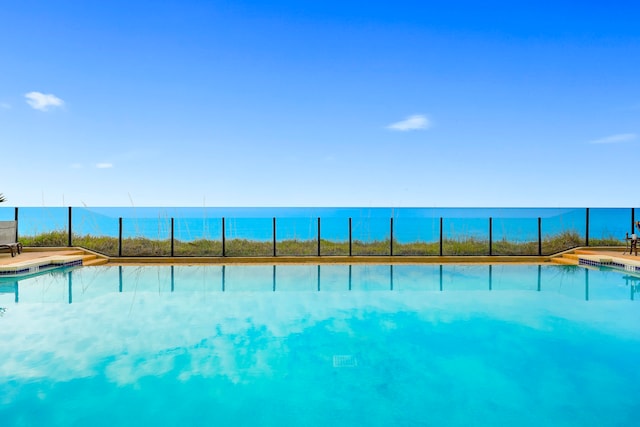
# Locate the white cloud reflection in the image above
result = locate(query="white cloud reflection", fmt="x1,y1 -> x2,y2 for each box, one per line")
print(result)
0,265 -> 639,388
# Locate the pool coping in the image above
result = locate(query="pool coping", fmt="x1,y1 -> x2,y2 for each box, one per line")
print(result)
0,255 -> 84,277
577,253 -> 640,274
1,246 -> 633,275
0,246 -> 609,265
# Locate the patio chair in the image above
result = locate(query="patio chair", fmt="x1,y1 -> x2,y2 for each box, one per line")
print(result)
0,221 -> 22,257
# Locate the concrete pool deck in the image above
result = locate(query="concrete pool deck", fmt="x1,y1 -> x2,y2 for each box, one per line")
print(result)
0,246 -> 549,267
0,248 -> 105,266
0,250 -> 85,277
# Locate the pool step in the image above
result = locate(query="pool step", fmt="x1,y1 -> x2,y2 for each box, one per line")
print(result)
551,256 -> 578,265
24,247 -> 110,266
551,253 -> 580,265
82,254 -> 109,266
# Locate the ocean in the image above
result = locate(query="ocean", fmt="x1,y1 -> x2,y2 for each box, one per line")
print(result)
0,207 -> 635,243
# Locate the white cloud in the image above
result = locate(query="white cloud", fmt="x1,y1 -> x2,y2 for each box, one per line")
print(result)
70,163 -> 83,169
96,163 -> 113,169
589,133 -> 637,144
386,114 -> 431,131
0,102 -> 10,109
25,91 -> 64,111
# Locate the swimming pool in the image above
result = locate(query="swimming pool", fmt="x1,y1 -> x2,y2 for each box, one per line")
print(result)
1,264 -> 639,426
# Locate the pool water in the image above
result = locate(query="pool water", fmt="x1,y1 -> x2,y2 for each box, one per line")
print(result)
1,264 -> 639,426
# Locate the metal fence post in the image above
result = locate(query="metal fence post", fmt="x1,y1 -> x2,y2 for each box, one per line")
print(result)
489,217 -> 493,256
390,217 -> 394,256
273,217 -> 276,257
317,217 -> 321,257
118,217 -> 123,257
632,208 -> 635,234
349,217 -> 352,256
171,217 -> 174,256
68,206 -> 72,247
538,217 -> 542,256
222,217 -> 226,257
439,217 -> 443,256
14,207 -> 19,243
585,208 -> 589,246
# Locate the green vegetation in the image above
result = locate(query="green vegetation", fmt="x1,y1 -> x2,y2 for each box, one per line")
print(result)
20,231 -> 68,247
226,239 -> 272,257
275,239 -> 317,256
541,230 -> 585,254
16,229 -> 607,257
589,236 -> 626,246
174,239 -> 222,256
6,202 -> 630,258
489,239 -> 537,256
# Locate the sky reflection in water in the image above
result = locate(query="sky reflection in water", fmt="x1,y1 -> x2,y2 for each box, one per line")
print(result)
1,264 -> 639,426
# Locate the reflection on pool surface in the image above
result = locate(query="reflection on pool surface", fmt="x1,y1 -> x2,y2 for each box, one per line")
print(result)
1,264 -> 639,426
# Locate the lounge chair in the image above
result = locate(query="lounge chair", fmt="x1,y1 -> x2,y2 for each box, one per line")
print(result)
0,221 -> 22,257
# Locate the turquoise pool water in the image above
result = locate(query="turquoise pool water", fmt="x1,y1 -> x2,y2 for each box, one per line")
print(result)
1,264 -> 639,426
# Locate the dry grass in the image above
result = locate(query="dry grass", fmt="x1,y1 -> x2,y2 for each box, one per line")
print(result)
18,229 -> 599,257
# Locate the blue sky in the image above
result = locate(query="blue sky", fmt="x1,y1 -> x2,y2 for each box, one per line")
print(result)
1,0 -> 639,207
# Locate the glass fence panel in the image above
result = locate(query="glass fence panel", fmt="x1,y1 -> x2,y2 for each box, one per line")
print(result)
319,217 -> 349,256
18,207 -> 68,247
351,217 -> 391,256
393,217 -> 440,255
541,208 -> 585,255
276,217 -> 318,256
7,206 -> 638,257
173,217 -> 222,256
589,208 -> 630,245
491,217 -> 539,255
121,216 -> 171,256
442,217 -> 490,255
72,208 -> 120,256
0,207 -> 14,221
224,218 -> 273,256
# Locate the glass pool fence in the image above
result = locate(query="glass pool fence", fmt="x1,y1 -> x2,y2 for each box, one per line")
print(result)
0,207 -> 635,257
